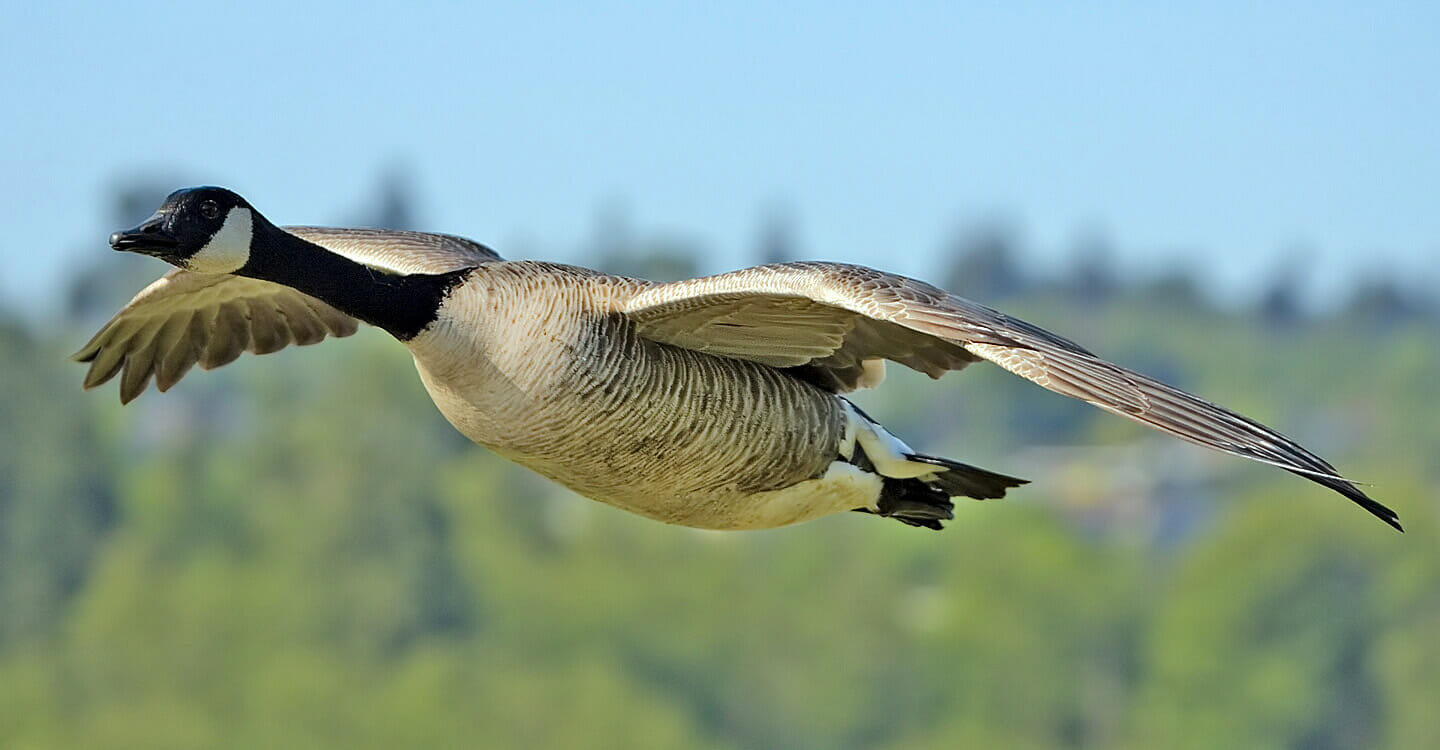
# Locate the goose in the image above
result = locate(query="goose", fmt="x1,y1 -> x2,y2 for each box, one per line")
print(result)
75,186 -> 1401,532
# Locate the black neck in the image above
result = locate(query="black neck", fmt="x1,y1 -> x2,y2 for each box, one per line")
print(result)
239,222 -> 473,341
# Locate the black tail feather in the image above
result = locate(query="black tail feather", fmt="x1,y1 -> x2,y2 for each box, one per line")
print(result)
843,424 -> 1031,528
905,453 -> 1029,500
856,457 -> 1028,530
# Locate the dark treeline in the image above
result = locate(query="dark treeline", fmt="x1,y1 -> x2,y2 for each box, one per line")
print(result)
2,174 -> 1437,748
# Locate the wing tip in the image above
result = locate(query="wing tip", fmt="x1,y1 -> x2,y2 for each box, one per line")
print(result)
1323,477 -> 1403,533
1364,500 -> 1404,533
1371,508 -> 1404,533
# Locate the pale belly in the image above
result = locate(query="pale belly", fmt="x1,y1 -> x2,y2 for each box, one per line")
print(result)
697,461 -> 882,530
407,320 -> 871,529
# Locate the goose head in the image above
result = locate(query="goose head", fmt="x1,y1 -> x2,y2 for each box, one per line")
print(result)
110,186 -> 260,274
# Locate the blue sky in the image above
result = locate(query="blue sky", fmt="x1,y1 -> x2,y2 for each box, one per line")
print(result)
3,2 -> 1437,315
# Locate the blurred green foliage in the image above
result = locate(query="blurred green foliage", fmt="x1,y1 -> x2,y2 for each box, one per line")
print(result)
1,196 -> 1436,748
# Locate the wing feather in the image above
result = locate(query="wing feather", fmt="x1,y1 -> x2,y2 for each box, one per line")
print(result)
621,261 -> 1399,531
153,314 -> 196,392
75,227 -> 495,403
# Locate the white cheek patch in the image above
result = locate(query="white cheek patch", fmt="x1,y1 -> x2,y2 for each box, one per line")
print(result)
186,208 -> 253,274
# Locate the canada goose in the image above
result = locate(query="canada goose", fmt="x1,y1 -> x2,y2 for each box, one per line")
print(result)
76,187 -> 1401,532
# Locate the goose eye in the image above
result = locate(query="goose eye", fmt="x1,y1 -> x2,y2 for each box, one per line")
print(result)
199,200 -> 220,220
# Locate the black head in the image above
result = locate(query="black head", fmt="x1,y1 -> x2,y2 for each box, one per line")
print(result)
110,186 -> 259,273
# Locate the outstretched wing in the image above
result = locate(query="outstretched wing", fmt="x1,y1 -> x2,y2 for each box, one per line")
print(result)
74,270 -> 359,403
621,261 -> 1401,531
74,227 -> 499,404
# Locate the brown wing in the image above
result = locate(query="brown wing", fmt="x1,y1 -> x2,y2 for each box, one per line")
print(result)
281,226 -> 499,274
73,270 -> 359,403
74,226 -> 499,404
623,269 -> 983,392
621,261 -> 1400,531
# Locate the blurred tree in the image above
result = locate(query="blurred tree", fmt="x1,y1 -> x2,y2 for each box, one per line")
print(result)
755,202 -> 801,266
589,201 -> 700,282
1122,499 -> 1406,750
1058,229 -> 1120,308
4,184 -> 1437,749
0,315 -> 117,644
1344,276 -> 1423,332
1256,249 -> 1313,330
108,178 -> 184,227
352,163 -> 422,230
66,177 -> 187,325
1134,265 -> 1206,314
602,239 -> 702,283
1372,499 -> 1440,749
940,220 -> 1028,301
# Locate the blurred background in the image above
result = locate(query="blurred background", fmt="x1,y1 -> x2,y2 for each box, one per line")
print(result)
3,2 -> 1438,748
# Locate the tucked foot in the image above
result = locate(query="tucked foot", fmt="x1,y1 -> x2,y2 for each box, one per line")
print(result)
839,398 -> 1029,529
851,477 -> 953,530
